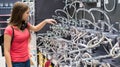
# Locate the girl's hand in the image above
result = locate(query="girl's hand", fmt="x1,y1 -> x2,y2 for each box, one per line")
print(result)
44,19 -> 57,25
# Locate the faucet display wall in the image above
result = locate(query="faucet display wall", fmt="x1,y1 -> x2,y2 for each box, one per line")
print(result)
37,0 -> 120,67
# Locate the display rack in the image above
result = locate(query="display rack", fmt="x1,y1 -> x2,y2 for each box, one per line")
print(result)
0,14 -> 10,35
82,0 -> 98,3
36,0 -> 120,67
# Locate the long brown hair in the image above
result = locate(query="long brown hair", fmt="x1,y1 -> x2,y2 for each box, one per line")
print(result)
9,2 -> 29,29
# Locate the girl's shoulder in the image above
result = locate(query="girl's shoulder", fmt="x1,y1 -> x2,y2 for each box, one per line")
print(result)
4,25 -> 14,36
6,25 -> 18,30
5,25 -> 12,30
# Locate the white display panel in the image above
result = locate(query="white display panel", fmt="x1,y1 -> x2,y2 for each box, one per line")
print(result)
30,33 -> 37,67
118,0 -> 120,4
0,46 -> 2,57
0,57 -> 6,67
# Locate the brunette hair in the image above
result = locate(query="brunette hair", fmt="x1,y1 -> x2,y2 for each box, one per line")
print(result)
9,2 -> 29,29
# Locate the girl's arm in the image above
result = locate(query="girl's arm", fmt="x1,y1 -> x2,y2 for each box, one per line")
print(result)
4,34 -> 12,67
29,19 -> 57,32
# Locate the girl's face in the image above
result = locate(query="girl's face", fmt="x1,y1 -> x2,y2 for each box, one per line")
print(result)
22,9 -> 30,21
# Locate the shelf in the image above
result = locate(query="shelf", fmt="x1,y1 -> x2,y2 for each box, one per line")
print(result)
0,7 -> 12,9
0,28 -> 5,30
0,21 -> 8,23
0,14 -> 10,16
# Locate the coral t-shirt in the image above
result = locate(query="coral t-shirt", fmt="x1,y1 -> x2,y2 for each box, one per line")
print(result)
4,23 -> 30,62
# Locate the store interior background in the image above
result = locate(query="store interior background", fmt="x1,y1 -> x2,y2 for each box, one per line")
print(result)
1,0 -> 120,33
35,0 -> 120,33
1,0 -> 120,67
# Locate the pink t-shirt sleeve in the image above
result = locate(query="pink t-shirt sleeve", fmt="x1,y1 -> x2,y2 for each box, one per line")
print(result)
4,26 -> 12,37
